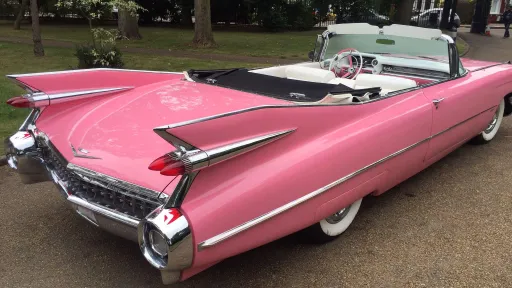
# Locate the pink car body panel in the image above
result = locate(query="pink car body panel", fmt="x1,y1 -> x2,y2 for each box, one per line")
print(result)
5,59 -> 512,284
32,72 -> 287,192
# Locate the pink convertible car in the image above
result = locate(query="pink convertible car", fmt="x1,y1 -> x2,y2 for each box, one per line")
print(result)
3,24 -> 512,284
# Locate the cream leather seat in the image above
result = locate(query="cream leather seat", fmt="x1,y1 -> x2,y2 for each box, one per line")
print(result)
285,66 -> 336,83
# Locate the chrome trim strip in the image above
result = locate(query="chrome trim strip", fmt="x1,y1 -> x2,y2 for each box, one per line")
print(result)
206,129 -> 296,166
68,195 -> 140,227
154,129 -> 196,150
7,68 -> 183,78
470,63 -> 506,72
47,87 -> 132,100
161,130 -> 296,208
154,105 -> 294,130
67,163 -> 168,204
197,106 -> 497,249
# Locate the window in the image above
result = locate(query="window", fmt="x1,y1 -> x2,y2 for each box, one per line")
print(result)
491,0 -> 502,14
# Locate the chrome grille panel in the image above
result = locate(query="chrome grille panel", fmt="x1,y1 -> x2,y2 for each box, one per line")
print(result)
40,142 -> 165,219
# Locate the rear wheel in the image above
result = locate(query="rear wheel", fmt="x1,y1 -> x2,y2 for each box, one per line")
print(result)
298,198 -> 362,244
470,99 -> 505,145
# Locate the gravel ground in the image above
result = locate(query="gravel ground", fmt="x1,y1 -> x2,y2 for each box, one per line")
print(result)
1,31 -> 512,288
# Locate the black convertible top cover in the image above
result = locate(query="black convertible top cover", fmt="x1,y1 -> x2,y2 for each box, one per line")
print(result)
188,68 -> 380,102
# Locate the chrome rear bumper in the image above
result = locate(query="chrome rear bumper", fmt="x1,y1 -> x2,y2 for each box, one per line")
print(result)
4,132 -> 141,241
4,120 -> 193,284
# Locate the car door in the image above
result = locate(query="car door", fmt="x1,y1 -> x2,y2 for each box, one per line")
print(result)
422,46 -> 496,163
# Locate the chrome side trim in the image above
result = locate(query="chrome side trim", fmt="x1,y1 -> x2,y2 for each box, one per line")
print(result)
154,105 -> 294,130
197,138 -> 429,250
153,129 -> 196,150
7,68 -> 183,78
207,129 -> 295,165
160,129 -> 296,208
47,87 -> 132,100
197,106 -> 497,249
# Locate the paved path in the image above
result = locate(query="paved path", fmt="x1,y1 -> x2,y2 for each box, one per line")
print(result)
459,27 -> 512,62
1,34 -> 512,288
0,36 -> 301,65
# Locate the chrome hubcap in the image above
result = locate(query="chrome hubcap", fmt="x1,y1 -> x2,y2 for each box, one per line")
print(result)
325,206 -> 351,224
484,108 -> 500,134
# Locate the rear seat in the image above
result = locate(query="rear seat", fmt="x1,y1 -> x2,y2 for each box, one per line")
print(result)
285,66 -> 336,83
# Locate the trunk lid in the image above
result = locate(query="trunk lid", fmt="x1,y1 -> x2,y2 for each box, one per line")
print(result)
36,78 -> 288,193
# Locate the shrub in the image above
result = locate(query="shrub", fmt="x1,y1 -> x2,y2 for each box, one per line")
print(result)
75,28 -> 124,68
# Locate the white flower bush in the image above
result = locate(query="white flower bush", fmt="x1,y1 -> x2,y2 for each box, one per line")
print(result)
56,0 -> 144,68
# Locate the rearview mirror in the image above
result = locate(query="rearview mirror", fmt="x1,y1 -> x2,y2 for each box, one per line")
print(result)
308,51 -> 314,60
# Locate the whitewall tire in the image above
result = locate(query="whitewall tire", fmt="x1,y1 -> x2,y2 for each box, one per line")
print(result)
470,99 -> 505,145
298,198 -> 362,244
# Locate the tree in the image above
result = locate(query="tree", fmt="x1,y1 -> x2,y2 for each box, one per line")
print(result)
14,0 -> 29,30
118,7 -> 141,39
192,0 -> 216,47
30,0 -> 44,56
394,0 -> 414,24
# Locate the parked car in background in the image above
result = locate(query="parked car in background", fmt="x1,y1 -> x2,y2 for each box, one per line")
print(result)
4,23 -> 512,285
411,8 -> 461,28
336,9 -> 390,25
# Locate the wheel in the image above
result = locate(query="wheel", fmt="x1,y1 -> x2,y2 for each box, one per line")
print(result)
470,98 -> 505,145
298,198 -> 362,244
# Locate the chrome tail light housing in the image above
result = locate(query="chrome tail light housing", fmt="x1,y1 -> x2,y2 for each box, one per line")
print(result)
138,206 -> 193,284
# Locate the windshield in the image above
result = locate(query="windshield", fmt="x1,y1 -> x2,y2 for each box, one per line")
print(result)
322,34 -> 449,62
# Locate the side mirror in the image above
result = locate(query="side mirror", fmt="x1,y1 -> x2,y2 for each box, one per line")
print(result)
308,51 -> 314,60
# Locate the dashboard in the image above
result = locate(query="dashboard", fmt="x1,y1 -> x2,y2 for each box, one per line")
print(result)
321,52 -> 450,82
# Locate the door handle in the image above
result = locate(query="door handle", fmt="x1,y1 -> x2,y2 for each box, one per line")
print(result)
433,98 -> 445,109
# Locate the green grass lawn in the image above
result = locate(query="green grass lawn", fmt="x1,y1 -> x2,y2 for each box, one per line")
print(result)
0,41 -> 264,150
0,23 -> 320,60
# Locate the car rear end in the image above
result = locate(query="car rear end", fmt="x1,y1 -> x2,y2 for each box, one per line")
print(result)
2,68 -> 290,284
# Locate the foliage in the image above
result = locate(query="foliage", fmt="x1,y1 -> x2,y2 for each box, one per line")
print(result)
75,28 -> 124,68
285,2 -> 316,31
56,0 -> 143,23
258,1 -> 288,31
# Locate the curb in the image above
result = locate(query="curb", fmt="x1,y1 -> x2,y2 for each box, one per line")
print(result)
460,25 -> 505,29
457,36 -> 470,57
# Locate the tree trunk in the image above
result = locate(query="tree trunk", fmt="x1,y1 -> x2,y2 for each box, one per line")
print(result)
440,0 -> 453,29
192,0 -> 215,47
394,0 -> 414,25
118,9 -> 142,40
30,0 -> 44,56
14,0 -> 29,30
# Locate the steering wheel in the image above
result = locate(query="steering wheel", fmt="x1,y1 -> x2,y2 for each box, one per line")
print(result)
328,48 -> 363,79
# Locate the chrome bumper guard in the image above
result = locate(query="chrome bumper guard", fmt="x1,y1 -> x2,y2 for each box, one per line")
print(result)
4,116 -> 193,284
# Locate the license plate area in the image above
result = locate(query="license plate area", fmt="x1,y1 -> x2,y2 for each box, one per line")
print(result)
76,206 -> 99,226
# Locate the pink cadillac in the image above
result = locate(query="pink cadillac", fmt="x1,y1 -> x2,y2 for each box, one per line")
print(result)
3,24 -> 512,284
